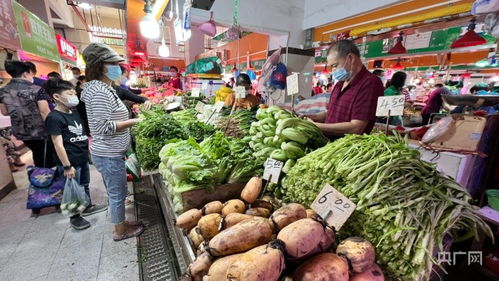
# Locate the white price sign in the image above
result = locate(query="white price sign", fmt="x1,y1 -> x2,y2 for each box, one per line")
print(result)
201,81 -> 209,90
262,158 -> 283,184
214,101 -> 225,113
191,88 -> 201,97
195,101 -> 205,112
235,86 -> 246,99
376,95 -> 405,117
311,184 -> 356,231
286,73 -> 299,96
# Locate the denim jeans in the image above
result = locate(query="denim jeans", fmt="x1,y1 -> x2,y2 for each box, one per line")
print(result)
91,155 -> 127,224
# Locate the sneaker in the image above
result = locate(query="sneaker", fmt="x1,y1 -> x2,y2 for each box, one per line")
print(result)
81,204 -> 108,217
70,216 -> 91,230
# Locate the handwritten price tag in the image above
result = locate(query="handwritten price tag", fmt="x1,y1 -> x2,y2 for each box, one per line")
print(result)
311,184 -> 356,230
376,95 -> 405,117
201,81 -> 208,90
262,158 -> 283,184
235,86 -> 246,99
286,73 -> 299,96
191,88 -> 201,97
195,101 -> 205,112
214,101 -> 225,113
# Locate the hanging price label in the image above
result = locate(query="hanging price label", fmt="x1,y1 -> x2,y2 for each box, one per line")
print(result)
235,86 -> 246,99
195,101 -> 205,112
286,73 -> 299,96
201,81 -> 209,90
191,88 -> 201,97
311,184 -> 356,231
262,158 -> 283,184
214,101 -> 225,113
376,95 -> 405,117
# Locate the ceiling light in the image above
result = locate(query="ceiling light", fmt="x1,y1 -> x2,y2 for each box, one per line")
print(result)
158,38 -> 170,57
140,13 -> 160,39
451,19 -> 486,49
77,2 -> 92,9
475,60 -> 489,67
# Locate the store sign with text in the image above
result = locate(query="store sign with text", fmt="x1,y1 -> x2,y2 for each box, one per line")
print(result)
11,1 -> 60,61
0,0 -> 20,50
56,34 -> 77,62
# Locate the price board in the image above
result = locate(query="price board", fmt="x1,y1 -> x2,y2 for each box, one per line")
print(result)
235,86 -> 247,99
311,184 -> 356,230
376,95 -> 405,117
195,101 -> 205,112
191,88 -> 201,97
214,101 -> 225,113
201,81 -> 208,90
262,158 -> 283,184
286,73 -> 299,96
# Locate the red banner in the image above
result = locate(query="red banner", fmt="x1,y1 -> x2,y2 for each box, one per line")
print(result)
56,34 -> 77,62
0,0 -> 21,50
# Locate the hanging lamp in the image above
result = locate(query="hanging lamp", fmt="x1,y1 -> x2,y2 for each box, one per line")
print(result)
451,19 -> 486,48
392,58 -> 404,70
388,32 -> 407,54
199,11 -> 217,37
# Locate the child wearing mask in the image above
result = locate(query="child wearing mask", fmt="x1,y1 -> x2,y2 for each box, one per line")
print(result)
44,78 -> 107,230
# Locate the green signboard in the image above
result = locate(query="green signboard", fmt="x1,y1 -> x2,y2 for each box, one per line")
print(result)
12,1 -> 60,61
224,59 -> 266,72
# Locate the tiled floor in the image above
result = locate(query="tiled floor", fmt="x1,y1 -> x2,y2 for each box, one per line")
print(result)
0,153 -> 139,281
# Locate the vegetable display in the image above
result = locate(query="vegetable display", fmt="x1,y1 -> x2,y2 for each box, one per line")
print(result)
215,109 -> 256,138
172,109 -> 215,142
281,133 -> 493,281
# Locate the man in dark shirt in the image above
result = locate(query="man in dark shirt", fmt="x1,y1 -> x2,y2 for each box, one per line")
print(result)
307,40 -> 384,137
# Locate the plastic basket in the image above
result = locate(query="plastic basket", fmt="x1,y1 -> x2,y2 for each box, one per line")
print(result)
486,189 -> 499,211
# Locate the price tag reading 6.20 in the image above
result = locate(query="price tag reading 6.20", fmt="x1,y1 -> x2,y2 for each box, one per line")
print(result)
311,184 -> 356,231
262,158 -> 283,184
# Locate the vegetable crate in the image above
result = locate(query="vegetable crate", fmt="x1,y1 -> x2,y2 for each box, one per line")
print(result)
181,182 -> 246,212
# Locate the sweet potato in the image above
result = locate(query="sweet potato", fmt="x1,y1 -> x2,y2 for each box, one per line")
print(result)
240,176 -> 262,203
198,214 -> 223,239
292,253 -> 349,281
176,209 -> 203,230
222,200 -> 246,216
203,254 -> 243,281
276,218 -> 334,260
336,237 -> 376,273
261,195 -> 280,210
350,264 -> 385,281
198,241 -> 209,256
223,213 -> 254,229
209,217 -> 273,257
187,251 -> 213,281
305,209 -> 318,219
250,199 -> 274,211
203,201 -> 224,215
271,203 -> 307,231
189,227 -> 204,248
245,208 -> 271,218
226,241 -> 285,281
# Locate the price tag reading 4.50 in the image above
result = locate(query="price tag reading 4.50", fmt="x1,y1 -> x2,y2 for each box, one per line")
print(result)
235,86 -> 246,99
191,88 -> 201,97
311,184 -> 356,231
262,158 -> 283,184
376,95 -> 405,117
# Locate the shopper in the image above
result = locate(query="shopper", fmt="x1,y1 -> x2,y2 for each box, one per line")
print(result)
306,40 -> 384,137
81,43 -> 143,241
313,82 -> 324,95
373,69 -> 386,86
44,78 -> 107,230
421,84 -> 450,125
70,67 -> 81,86
0,61 -> 52,167
167,66 -> 182,89
25,61 -> 45,87
37,71 -> 63,120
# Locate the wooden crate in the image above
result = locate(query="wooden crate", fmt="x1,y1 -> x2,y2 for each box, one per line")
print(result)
181,182 -> 246,211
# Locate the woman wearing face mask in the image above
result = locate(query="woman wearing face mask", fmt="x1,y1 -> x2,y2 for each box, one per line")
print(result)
44,79 -> 105,230
81,43 -> 144,241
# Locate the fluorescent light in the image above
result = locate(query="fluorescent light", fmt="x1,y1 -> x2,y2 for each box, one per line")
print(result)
476,60 -> 489,67
140,13 -> 160,39
158,38 -> 170,57
78,2 -> 92,9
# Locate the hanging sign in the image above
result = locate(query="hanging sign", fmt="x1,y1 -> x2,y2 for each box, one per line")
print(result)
311,184 -> 356,230
376,95 -> 405,117
262,158 -> 283,184
56,34 -> 77,62
11,1 -> 60,61
0,0 -> 21,50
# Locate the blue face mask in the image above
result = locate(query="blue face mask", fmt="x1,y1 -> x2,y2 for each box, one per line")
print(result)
332,58 -> 352,82
104,65 -> 122,81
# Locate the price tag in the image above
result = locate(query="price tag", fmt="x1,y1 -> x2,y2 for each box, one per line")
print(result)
201,81 -> 208,90
195,101 -> 205,112
235,86 -> 246,99
262,158 -> 283,184
311,184 -> 356,231
191,88 -> 201,97
376,95 -> 405,117
214,101 -> 225,113
286,73 -> 299,96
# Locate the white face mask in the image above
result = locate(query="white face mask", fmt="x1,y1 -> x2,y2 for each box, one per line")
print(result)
57,95 -> 79,108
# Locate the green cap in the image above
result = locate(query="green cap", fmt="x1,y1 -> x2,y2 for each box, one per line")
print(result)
82,43 -> 124,65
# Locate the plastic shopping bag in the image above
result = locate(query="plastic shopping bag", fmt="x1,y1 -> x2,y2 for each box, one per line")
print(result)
60,178 -> 90,216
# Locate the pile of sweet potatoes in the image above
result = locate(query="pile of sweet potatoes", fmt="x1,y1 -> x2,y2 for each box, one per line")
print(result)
175,176 -> 385,281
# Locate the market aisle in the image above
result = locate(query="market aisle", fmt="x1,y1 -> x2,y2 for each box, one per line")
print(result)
0,164 -> 139,281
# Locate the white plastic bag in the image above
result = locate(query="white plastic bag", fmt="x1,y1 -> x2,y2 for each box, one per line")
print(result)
472,0 -> 499,15
60,178 -> 90,216
422,116 -> 455,144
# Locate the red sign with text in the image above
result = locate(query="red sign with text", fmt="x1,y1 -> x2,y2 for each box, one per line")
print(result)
0,0 -> 21,50
56,34 -> 77,62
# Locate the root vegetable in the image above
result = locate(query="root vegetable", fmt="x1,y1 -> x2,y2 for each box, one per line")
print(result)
222,200 -> 246,216
350,264 -> 385,281
336,237 -> 376,273
292,253 -> 349,281
250,199 -> 274,211
203,201 -> 224,215
306,209 -> 318,219
203,254 -> 243,281
276,218 -> 334,260
223,213 -> 254,229
240,176 -> 262,203
198,214 -> 223,239
270,203 -> 307,231
198,241 -> 209,256
177,209 -> 203,230
226,240 -> 285,281
245,208 -> 271,218
209,217 -> 273,257
261,195 -> 280,210
189,227 -> 204,248
187,251 -> 213,281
